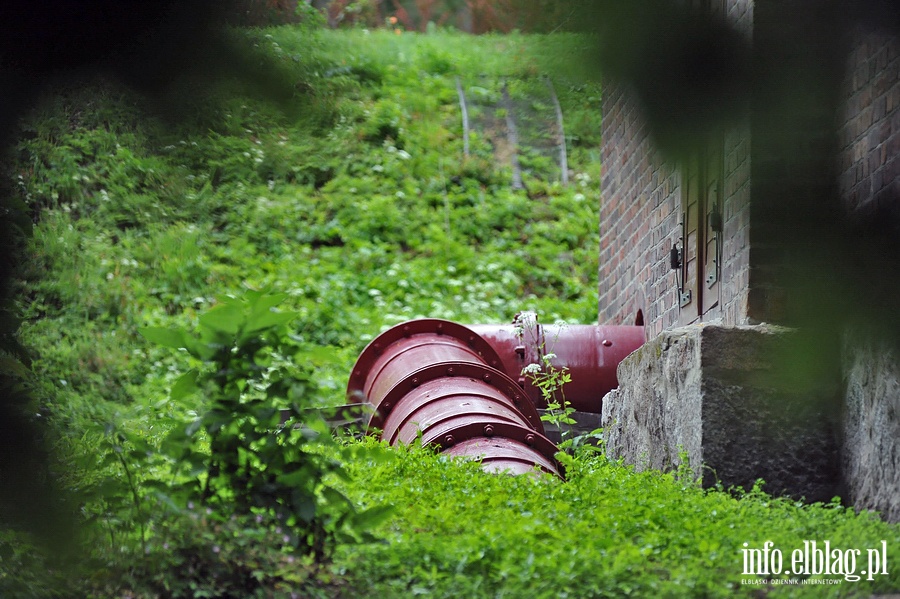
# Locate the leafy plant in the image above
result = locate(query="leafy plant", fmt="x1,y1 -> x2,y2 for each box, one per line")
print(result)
521,351 -> 576,445
330,440 -> 900,598
139,291 -> 390,562
5,27 -> 737,597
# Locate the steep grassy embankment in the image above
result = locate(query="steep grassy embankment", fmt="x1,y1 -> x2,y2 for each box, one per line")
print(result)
16,28 -> 602,420
5,27 -> 899,599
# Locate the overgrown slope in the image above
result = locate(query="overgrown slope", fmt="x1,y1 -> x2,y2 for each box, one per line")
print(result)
6,27 -> 899,599
15,28 -> 603,418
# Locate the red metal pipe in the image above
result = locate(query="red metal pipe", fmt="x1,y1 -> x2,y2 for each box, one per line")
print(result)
469,311 -> 646,413
347,319 -> 504,406
347,319 -> 562,477
345,313 -> 645,477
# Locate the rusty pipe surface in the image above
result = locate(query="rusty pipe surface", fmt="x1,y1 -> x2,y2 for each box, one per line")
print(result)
347,318 -> 562,477
346,313 -> 645,477
469,311 -> 646,413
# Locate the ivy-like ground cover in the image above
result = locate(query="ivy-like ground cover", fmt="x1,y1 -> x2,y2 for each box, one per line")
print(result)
5,25 -> 899,598
336,440 -> 900,598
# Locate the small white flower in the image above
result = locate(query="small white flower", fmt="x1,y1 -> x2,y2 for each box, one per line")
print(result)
522,363 -> 541,375
544,353 -> 557,360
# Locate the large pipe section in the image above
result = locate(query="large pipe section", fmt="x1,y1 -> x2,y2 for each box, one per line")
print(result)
468,311 -> 646,413
346,313 -> 645,477
347,319 -> 563,477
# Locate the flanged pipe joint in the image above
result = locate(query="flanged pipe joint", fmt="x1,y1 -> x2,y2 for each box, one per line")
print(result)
346,313 -> 645,477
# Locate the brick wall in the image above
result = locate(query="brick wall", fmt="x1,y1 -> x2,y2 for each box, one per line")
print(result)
718,125 -> 752,325
838,32 -> 900,216
836,28 -> 900,523
598,83 -> 680,337
718,0 -> 754,329
598,0 -> 753,336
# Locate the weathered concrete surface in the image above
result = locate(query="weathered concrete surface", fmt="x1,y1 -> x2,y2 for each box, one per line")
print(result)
601,327 -> 704,477
602,324 -> 841,503
842,333 -> 900,522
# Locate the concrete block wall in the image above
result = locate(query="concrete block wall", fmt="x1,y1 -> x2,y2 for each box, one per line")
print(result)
602,324 -> 842,503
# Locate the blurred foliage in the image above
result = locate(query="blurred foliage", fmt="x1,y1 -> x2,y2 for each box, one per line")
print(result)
574,0 -> 900,395
3,0 -> 899,593
0,0 -> 326,556
313,0 -> 593,33
6,28 -> 603,594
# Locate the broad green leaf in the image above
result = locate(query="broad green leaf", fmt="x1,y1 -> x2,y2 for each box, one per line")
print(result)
243,310 -> 298,336
139,327 -> 187,349
320,485 -> 352,509
352,504 -> 395,530
182,334 -> 217,360
198,301 -> 244,334
171,369 -> 200,401
185,418 -> 203,438
277,469 -> 309,487
248,292 -> 288,318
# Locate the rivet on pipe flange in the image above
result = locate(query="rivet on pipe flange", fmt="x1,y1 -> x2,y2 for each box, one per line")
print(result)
436,323 -> 444,334
483,425 -> 495,437
467,335 -> 476,346
602,339 -> 613,347
382,401 -> 392,411
373,342 -> 382,354
482,373 -> 492,383
410,377 -> 420,387
447,367 -> 455,375
444,434 -> 454,446
525,434 -> 535,446
403,325 -> 411,337
513,395 -> 522,406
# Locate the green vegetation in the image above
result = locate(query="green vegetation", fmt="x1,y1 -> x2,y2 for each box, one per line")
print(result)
5,25 -> 899,598
335,442 -> 900,598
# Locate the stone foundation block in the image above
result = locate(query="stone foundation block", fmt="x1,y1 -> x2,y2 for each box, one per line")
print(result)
601,324 -> 841,502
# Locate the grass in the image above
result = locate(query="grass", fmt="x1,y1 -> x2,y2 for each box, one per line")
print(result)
332,440 -> 900,598
16,27 -> 604,416
5,25 -> 899,598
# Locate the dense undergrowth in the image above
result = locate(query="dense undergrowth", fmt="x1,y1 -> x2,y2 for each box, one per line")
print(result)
4,25 -> 899,598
